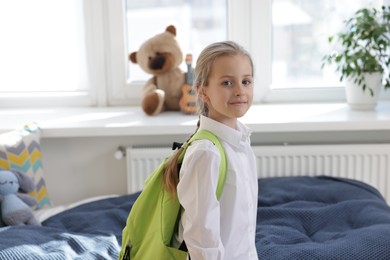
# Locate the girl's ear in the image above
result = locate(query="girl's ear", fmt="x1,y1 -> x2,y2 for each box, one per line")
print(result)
197,85 -> 209,102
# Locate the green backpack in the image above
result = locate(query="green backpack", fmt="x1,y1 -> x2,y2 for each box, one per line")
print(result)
119,129 -> 227,260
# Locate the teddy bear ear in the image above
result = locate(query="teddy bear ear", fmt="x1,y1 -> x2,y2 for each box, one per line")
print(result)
129,52 -> 138,64
165,25 -> 177,36
12,170 -> 35,193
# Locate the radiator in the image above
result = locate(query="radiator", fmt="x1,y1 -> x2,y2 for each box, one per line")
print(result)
126,147 -> 172,195
125,144 -> 390,204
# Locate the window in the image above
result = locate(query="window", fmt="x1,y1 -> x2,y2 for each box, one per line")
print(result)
0,0 -> 103,107
106,0 -> 227,106
272,0 -> 384,90
1,0 -> 389,108
252,0 -> 390,102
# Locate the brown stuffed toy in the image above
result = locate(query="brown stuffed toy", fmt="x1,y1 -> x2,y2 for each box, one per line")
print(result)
129,25 -> 195,116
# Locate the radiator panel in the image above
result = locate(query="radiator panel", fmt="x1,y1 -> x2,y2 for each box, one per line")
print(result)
126,147 -> 171,194
126,144 -> 390,204
252,145 -> 390,203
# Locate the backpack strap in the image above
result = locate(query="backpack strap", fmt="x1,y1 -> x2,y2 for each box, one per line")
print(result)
178,130 -> 227,200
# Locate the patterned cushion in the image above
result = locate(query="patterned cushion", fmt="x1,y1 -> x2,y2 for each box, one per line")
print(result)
0,124 -> 52,209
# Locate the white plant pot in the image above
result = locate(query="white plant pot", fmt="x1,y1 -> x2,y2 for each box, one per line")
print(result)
345,72 -> 383,110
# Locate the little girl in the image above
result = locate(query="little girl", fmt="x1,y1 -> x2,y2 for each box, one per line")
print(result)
164,41 -> 258,259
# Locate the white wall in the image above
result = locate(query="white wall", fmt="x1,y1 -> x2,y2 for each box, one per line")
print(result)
40,134 -> 189,205
40,129 -> 390,205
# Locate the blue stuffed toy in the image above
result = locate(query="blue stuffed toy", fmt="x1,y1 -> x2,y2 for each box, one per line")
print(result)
0,170 -> 41,226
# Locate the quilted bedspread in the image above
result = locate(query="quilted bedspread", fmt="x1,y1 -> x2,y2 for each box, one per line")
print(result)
0,193 -> 139,260
257,176 -> 390,260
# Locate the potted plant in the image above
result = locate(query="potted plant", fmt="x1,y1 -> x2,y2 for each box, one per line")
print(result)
322,5 -> 390,110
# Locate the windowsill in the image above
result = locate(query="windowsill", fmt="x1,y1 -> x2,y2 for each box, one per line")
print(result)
1,102 -> 390,138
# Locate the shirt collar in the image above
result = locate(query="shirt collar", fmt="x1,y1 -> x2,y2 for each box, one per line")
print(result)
198,115 -> 252,148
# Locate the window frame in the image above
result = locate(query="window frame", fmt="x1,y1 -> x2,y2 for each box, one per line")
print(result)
0,0 -> 108,108
247,0 -> 389,103
107,0 -> 389,106
105,0 -> 233,106
106,0 -> 258,106
1,0 -> 388,108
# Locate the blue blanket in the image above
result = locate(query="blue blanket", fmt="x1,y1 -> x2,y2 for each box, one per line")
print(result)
257,176 -> 390,260
0,193 -> 139,260
0,176 -> 389,259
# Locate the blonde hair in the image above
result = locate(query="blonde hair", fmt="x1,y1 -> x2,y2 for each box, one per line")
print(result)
163,41 -> 254,194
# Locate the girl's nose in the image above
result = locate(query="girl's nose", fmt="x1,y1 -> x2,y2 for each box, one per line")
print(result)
235,84 -> 245,96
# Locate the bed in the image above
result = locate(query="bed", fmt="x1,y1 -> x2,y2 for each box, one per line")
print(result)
1,176 -> 389,259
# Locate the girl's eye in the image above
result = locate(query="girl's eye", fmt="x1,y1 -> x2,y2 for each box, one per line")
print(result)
243,79 -> 252,86
222,80 -> 233,86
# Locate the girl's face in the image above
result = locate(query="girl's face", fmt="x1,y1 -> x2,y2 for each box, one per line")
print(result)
200,54 -> 253,128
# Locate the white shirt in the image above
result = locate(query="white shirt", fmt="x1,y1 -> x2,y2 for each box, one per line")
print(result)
176,115 -> 258,260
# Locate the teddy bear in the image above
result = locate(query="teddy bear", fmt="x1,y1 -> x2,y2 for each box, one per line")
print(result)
0,170 -> 41,226
129,25 -> 197,116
